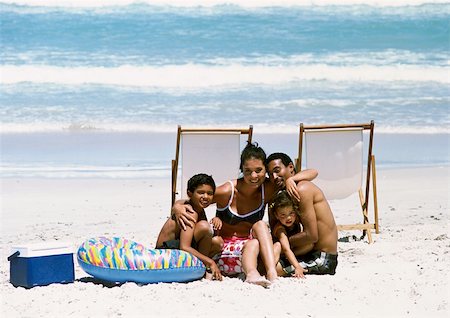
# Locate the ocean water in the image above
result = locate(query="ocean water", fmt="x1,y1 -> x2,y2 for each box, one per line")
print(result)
0,0 -> 449,178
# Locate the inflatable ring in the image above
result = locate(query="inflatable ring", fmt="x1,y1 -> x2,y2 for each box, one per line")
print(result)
77,237 -> 206,284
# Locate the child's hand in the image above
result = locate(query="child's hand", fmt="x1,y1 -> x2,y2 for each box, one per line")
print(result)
292,266 -> 307,279
209,262 -> 223,281
210,217 -> 222,231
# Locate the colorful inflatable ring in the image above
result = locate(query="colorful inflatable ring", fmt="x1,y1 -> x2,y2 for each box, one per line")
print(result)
77,237 -> 206,284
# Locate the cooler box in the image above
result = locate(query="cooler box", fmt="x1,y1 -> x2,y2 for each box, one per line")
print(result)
8,242 -> 75,288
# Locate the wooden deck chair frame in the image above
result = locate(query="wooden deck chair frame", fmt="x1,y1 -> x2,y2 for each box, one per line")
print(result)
171,125 -> 253,206
296,121 -> 379,243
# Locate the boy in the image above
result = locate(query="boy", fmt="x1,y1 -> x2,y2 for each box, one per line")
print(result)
156,173 -> 222,280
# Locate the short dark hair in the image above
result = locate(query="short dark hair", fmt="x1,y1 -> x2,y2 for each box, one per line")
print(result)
187,173 -> 216,193
240,142 -> 266,171
266,152 -> 294,168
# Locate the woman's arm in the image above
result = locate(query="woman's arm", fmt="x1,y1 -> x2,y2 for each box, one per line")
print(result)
171,199 -> 196,231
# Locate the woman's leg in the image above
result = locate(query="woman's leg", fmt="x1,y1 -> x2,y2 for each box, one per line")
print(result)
251,220 -> 278,282
242,239 -> 270,287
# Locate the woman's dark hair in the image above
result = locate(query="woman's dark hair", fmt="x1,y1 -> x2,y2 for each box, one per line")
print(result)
240,142 -> 267,171
187,173 -> 216,193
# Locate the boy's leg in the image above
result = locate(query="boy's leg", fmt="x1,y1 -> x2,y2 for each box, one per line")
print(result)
193,220 -> 212,256
251,221 -> 278,282
210,235 -> 224,257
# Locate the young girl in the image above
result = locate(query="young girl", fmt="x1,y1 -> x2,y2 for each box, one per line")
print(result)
270,190 -> 307,278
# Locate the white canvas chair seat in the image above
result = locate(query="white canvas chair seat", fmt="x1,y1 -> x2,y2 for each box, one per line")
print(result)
297,121 -> 379,243
304,128 -> 363,200
172,126 -> 253,209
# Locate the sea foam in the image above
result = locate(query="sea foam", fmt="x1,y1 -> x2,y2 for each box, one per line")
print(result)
2,64 -> 449,88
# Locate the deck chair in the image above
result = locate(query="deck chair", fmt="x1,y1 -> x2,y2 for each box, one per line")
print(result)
172,126 -> 253,208
296,121 -> 379,243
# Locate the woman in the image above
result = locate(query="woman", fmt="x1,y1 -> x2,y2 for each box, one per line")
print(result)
173,142 -> 315,286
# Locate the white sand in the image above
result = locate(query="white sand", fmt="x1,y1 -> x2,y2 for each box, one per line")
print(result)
1,166 -> 449,317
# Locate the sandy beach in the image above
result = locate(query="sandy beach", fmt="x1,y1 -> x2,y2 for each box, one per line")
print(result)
0,165 -> 448,317
1,1 -> 449,317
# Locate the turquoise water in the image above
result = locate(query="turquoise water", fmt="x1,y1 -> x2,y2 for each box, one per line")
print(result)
0,1 -> 449,177
1,132 -> 448,178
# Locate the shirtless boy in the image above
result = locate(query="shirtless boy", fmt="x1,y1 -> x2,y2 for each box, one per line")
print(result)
156,173 -> 222,280
266,152 -> 338,275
